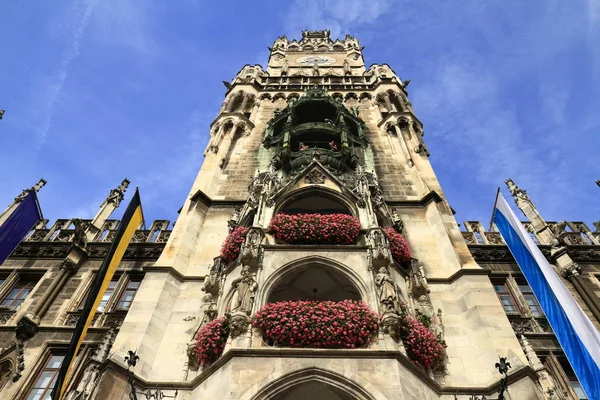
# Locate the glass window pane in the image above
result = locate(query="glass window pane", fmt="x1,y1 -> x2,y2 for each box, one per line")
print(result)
48,355 -> 64,368
26,388 -> 44,400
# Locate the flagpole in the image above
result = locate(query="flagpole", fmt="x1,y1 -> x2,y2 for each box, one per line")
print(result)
488,187 -> 501,231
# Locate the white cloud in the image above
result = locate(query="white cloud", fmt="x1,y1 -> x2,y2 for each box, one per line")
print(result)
35,0 -> 98,152
282,0 -> 391,39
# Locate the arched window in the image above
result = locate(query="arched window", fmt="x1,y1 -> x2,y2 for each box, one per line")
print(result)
268,264 -> 361,303
0,360 -> 13,391
277,189 -> 353,216
273,381 -> 358,400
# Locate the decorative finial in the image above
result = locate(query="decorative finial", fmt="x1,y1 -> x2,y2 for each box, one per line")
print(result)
105,178 -> 130,207
596,180 -> 599,187
124,349 -> 139,369
0,109 -> 5,119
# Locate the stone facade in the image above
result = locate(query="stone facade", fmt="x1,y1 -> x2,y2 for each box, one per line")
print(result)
0,30 -> 596,400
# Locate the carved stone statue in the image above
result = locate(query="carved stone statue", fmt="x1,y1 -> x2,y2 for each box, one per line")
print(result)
71,219 -> 88,247
375,267 -> 399,313
415,295 -> 435,321
230,266 -> 257,315
391,208 -> 404,234
281,59 -> 289,76
343,59 -> 351,75
312,63 -> 320,76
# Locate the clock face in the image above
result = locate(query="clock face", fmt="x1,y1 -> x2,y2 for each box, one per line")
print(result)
296,55 -> 335,66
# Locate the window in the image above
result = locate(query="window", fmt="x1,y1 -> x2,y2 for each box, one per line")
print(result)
493,283 -> 520,314
518,283 -> 543,317
560,358 -> 588,399
96,279 -> 119,312
79,275 -> 141,312
116,278 -> 140,310
25,354 -> 64,400
0,279 -> 35,309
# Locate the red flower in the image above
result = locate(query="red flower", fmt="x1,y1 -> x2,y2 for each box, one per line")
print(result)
253,300 -> 379,349
383,228 -> 412,264
195,317 -> 230,366
268,213 -> 361,245
220,227 -> 249,263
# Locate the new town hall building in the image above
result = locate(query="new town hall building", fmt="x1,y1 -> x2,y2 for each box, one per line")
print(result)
0,30 -> 598,400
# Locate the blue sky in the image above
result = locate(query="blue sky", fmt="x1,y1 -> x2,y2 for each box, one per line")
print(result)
1,0 -> 599,229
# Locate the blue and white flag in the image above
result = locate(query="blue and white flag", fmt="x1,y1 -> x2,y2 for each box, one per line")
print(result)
0,191 -> 42,266
493,193 -> 600,399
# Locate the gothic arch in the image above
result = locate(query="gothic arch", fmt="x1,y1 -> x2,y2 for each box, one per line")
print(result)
245,367 -> 379,400
345,92 -> 358,101
273,186 -> 359,217
0,359 -> 13,390
258,256 -> 370,308
259,93 -> 272,101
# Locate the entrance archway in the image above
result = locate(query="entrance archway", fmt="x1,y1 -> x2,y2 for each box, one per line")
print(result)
250,368 -> 377,400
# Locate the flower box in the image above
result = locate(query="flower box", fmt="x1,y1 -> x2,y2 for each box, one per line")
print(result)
383,227 -> 412,264
253,300 -> 379,349
268,213 -> 361,245
220,226 -> 249,263
195,317 -> 230,366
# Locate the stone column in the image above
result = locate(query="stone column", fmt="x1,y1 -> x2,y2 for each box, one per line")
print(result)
249,100 -> 261,121
0,179 -> 46,226
239,94 -> 250,114
86,179 -> 130,241
392,123 -> 414,167
381,92 -> 393,113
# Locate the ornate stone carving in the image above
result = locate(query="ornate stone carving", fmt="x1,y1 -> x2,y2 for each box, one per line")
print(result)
374,267 -> 401,313
71,219 -> 89,248
366,229 -> 392,270
408,258 -> 430,297
59,258 -> 79,274
561,262 -> 581,279
228,206 -> 241,233
12,340 -> 24,382
15,313 -> 39,341
230,266 -> 257,315
239,228 -> 264,268
343,59 -> 351,76
202,257 -> 225,295
305,170 -> 326,184
105,179 -> 130,208
391,208 -> 404,234
228,312 -> 250,338
0,310 -> 15,325
484,232 -> 504,245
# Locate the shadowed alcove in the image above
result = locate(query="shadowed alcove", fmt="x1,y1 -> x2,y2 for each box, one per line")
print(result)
268,264 -> 361,303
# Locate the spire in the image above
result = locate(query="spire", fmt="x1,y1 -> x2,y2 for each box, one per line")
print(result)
0,178 -> 47,226
504,178 -> 554,245
86,178 -> 130,241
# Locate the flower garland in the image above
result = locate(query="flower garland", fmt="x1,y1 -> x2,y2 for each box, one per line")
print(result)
253,300 -> 380,348
268,213 -> 361,245
220,226 -> 249,263
195,317 -> 230,366
397,304 -> 446,369
383,227 -> 412,264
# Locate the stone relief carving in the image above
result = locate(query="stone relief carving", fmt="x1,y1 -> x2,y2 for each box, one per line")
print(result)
239,228 -> 264,268
230,266 -> 257,315
374,267 -> 401,313
305,169 -> 326,184
391,208 -> 404,234
407,258 -> 430,297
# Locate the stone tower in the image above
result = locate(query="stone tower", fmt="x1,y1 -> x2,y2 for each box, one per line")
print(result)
89,30 -> 546,399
